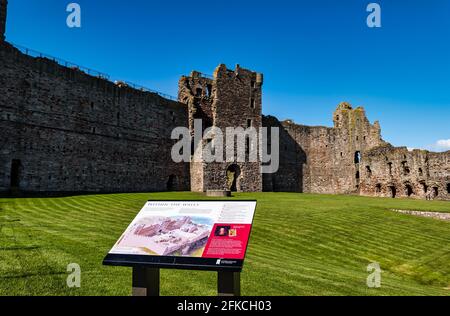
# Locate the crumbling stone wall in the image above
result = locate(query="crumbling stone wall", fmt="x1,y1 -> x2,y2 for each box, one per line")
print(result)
264,102 -> 387,195
0,42 -> 190,193
179,64 -> 263,192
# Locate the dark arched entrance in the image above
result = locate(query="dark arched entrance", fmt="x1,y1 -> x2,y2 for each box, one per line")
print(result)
227,164 -> 241,192
389,186 -> 396,198
166,175 -> 177,191
10,159 -> 21,188
405,184 -> 414,197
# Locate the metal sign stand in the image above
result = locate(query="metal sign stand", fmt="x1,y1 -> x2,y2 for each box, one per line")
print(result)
218,271 -> 241,296
131,267 -> 241,297
132,267 -> 160,297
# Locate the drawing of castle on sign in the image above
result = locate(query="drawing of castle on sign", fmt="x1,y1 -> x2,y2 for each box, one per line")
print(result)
117,216 -> 213,256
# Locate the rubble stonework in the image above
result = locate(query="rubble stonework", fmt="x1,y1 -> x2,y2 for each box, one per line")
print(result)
0,1 -> 449,200
0,41 -> 189,193
179,64 -> 263,193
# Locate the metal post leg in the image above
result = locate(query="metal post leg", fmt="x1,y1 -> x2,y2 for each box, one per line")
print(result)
218,271 -> 241,296
132,267 -> 160,296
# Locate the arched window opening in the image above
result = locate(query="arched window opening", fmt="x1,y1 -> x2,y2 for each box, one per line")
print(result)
354,151 -> 361,164
366,166 -> 372,177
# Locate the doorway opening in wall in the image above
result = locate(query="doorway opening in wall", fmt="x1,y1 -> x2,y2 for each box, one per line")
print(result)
433,187 -> 439,198
389,186 -> 396,198
166,175 -> 177,191
227,164 -> 241,192
405,184 -> 414,197
447,183 -> 450,194
10,159 -> 21,189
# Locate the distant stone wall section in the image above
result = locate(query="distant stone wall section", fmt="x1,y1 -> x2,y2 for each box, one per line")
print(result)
0,42 -> 189,193
360,145 -> 450,200
264,102 -> 390,195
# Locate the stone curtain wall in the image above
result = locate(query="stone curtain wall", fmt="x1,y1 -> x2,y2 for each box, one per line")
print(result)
265,102 -> 388,195
0,43 -> 190,193
360,146 -> 450,200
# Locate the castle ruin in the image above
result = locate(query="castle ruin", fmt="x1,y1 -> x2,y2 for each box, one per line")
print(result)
1,1 -> 449,200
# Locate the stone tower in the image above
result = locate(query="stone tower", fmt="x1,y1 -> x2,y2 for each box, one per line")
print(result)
179,64 -> 264,192
332,102 -> 386,193
0,0 -> 7,41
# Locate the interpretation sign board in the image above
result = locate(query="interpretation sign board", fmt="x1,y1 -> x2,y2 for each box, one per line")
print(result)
103,200 -> 257,272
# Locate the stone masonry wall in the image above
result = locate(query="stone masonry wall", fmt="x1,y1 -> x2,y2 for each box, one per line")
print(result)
264,102 -> 387,195
0,42 -> 190,193
360,145 -> 450,200
179,64 -> 263,192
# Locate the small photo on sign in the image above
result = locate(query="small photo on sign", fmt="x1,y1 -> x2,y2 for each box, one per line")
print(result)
214,226 -> 231,237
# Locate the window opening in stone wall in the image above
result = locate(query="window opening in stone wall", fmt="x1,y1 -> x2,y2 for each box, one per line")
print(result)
418,168 -> 423,176
250,98 -> 255,109
388,162 -> 393,175
195,88 -> 202,97
402,161 -> 410,175
245,137 -> 250,161
366,166 -> 372,177
447,183 -> 450,194
354,151 -> 361,164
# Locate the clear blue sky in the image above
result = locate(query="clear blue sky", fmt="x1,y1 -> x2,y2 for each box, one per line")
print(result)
5,0 -> 450,151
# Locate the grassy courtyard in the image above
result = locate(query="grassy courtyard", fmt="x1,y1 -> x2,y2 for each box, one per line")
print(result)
0,192 -> 449,296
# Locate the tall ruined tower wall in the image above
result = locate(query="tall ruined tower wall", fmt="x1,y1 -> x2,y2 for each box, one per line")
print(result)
0,0 -> 7,41
264,102 -> 387,195
0,43 -> 190,193
179,64 -> 263,192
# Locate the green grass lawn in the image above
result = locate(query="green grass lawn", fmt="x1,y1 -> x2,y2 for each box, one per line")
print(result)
0,192 -> 449,296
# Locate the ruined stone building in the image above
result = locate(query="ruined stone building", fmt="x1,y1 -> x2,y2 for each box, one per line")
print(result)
178,65 -> 263,193
1,0 -> 449,200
